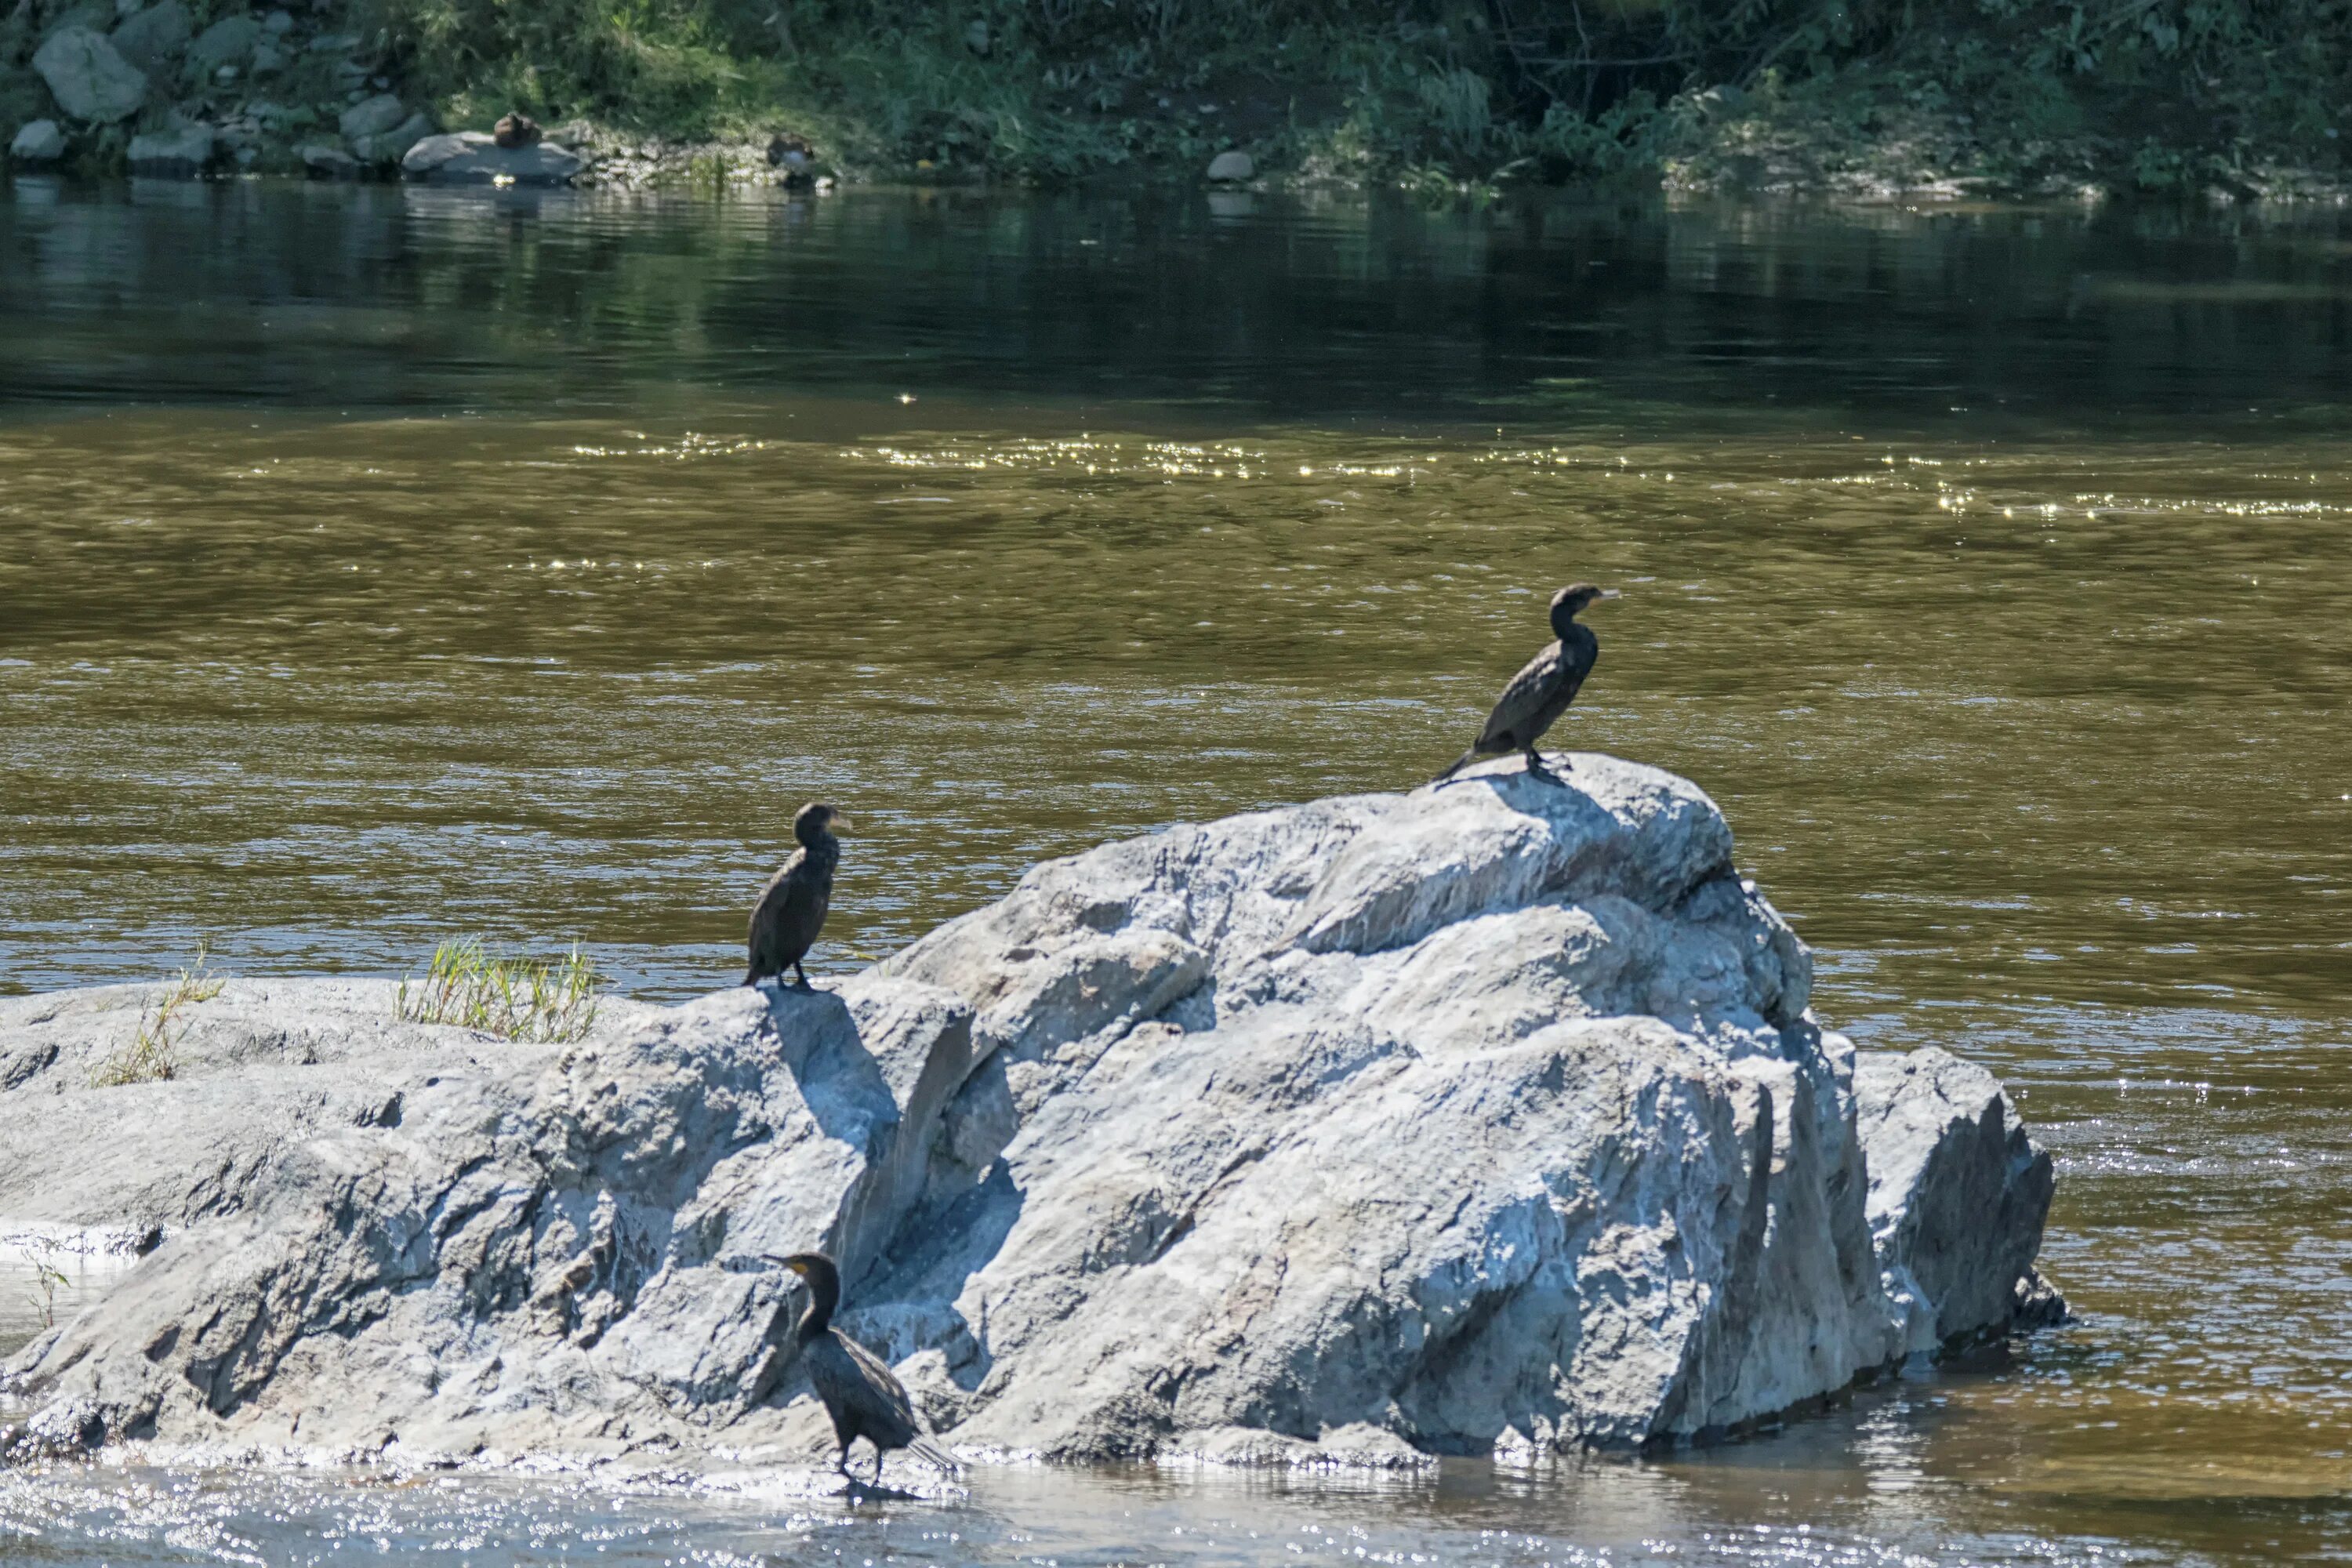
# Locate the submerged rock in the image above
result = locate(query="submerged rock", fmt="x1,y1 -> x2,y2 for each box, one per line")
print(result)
401,129 -> 581,185
0,756 -> 2057,1468
31,26 -> 147,123
1206,149 -> 1254,182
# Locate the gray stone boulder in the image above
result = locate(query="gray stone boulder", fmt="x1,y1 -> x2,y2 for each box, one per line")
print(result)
401,129 -> 582,185
108,0 -> 191,74
336,90 -> 405,139
1207,149 -> 1254,182
351,109 -> 432,164
0,756 -> 2058,1468
1854,1047 -> 2059,1352
126,121 -> 212,176
9,118 -> 66,163
31,27 -> 147,123
299,140 -> 362,178
184,13 -> 260,74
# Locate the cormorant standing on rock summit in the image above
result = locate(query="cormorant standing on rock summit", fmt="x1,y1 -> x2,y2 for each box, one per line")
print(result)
1434,583 -> 1619,784
492,111 -> 542,150
745,802 -> 848,989
764,1250 -> 960,1484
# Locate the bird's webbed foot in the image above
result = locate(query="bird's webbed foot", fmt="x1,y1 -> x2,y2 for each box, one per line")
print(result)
1522,748 -> 1561,782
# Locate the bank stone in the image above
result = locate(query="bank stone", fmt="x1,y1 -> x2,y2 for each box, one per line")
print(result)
107,0 -> 190,73
31,27 -> 147,123
336,91 -> 404,139
9,119 -> 66,162
126,121 -> 212,175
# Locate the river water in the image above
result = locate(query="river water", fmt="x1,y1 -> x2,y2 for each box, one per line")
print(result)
1,177 -> 2348,1564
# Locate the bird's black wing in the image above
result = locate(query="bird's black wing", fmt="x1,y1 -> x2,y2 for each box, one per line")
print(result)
1473,640 -> 1570,752
746,849 -> 808,972
837,1330 -> 924,1443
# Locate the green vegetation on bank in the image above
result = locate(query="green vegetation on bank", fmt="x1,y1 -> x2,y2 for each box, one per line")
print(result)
395,938 -> 601,1044
2,0 -> 2345,190
354,0 -> 2350,192
88,945 -> 223,1088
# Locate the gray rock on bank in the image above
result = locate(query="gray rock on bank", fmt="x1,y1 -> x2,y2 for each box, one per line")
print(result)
9,119 -> 66,164
299,141 -> 362,178
184,13 -> 260,77
336,92 -> 406,140
126,121 -> 212,176
402,130 -> 583,185
0,756 -> 2059,1468
31,26 -> 148,123
352,111 -> 434,165
108,0 -> 191,74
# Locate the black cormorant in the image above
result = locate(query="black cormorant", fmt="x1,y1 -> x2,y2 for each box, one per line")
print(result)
1434,583 -> 1619,784
745,802 -> 848,989
765,1250 -> 960,1483
493,111 -> 543,150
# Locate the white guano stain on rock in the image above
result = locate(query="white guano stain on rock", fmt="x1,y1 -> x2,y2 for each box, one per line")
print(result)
0,753 -> 2057,1470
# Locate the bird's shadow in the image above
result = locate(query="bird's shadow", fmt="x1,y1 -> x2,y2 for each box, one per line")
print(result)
833,1474 -> 945,1504
753,983 -> 902,1152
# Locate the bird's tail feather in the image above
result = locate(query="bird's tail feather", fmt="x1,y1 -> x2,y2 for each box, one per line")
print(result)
910,1435 -> 962,1475
1432,748 -> 1483,784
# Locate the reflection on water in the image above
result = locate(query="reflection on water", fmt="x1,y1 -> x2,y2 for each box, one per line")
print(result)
1,181 -> 2349,1563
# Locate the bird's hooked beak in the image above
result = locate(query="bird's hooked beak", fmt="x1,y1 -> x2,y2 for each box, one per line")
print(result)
762,1254 -> 810,1277
1595,587 -> 1622,601
829,814 -> 855,836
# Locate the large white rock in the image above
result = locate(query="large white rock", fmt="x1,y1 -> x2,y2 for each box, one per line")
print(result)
401,129 -> 582,185
0,756 -> 2056,1467
31,26 -> 147,124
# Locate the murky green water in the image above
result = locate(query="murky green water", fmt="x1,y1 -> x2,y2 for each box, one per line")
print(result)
2,177 -> 2350,1564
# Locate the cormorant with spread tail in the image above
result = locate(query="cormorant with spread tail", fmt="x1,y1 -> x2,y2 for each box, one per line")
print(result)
745,803 -> 848,989
1434,583 -> 1618,784
765,1250 -> 960,1483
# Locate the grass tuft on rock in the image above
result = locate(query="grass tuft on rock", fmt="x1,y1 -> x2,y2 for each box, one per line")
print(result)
89,945 -> 224,1089
396,938 -> 602,1044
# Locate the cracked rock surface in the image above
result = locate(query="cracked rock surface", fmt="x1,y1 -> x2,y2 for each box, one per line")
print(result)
0,754 -> 2058,1466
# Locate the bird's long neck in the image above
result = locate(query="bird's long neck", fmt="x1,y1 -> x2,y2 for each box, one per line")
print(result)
1550,608 -> 1580,643
799,832 -> 840,875
795,1267 -> 840,1342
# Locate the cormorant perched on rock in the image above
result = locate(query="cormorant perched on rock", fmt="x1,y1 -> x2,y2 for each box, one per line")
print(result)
767,132 -> 815,186
1434,583 -> 1619,784
493,111 -> 542,150
765,1250 -> 960,1483
745,802 -> 848,989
